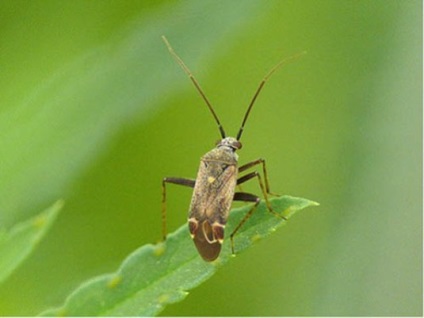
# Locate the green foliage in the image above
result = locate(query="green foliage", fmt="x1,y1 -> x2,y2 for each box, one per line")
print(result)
0,201 -> 62,284
41,196 -> 317,316
0,0 -> 421,316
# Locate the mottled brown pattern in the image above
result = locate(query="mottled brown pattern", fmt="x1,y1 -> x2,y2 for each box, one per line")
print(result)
188,145 -> 238,261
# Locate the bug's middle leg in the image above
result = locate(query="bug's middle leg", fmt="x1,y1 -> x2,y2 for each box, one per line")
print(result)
162,177 -> 195,240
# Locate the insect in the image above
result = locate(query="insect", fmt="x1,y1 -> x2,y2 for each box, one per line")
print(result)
161,36 -> 303,261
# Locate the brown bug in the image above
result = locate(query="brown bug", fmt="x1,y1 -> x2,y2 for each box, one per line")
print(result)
161,36 -> 303,261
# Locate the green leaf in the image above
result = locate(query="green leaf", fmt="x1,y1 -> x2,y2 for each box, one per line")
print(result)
0,200 -> 63,285
40,196 -> 317,316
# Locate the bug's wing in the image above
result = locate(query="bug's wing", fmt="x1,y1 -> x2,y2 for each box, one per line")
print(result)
189,162 -> 237,223
188,162 -> 237,261
189,219 -> 224,261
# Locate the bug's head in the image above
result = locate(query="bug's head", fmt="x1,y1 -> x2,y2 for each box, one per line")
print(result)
216,137 -> 242,151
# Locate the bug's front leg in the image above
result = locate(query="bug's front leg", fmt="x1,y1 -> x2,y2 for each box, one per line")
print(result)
237,170 -> 285,221
239,158 -> 279,196
162,177 -> 195,240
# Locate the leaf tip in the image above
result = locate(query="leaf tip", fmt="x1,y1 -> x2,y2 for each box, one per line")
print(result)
32,199 -> 64,229
310,200 -> 320,207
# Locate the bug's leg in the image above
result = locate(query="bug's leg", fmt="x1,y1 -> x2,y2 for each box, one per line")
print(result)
237,171 -> 286,220
162,177 -> 195,240
231,192 -> 261,255
239,158 -> 279,196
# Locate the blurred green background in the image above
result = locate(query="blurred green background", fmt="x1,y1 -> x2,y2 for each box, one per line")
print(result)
0,0 -> 421,316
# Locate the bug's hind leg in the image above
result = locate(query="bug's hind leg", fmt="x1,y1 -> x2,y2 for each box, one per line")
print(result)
230,192 -> 261,255
229,169 -> 287,255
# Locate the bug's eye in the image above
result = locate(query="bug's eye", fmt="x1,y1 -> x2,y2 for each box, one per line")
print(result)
233,140 -> 242,149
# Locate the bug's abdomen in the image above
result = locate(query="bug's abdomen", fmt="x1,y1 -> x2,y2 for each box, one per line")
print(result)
188,219 -> 224,261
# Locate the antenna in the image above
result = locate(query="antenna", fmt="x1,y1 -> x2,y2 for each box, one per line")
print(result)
162,36 -> 226,139
236,51 -> 307,141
